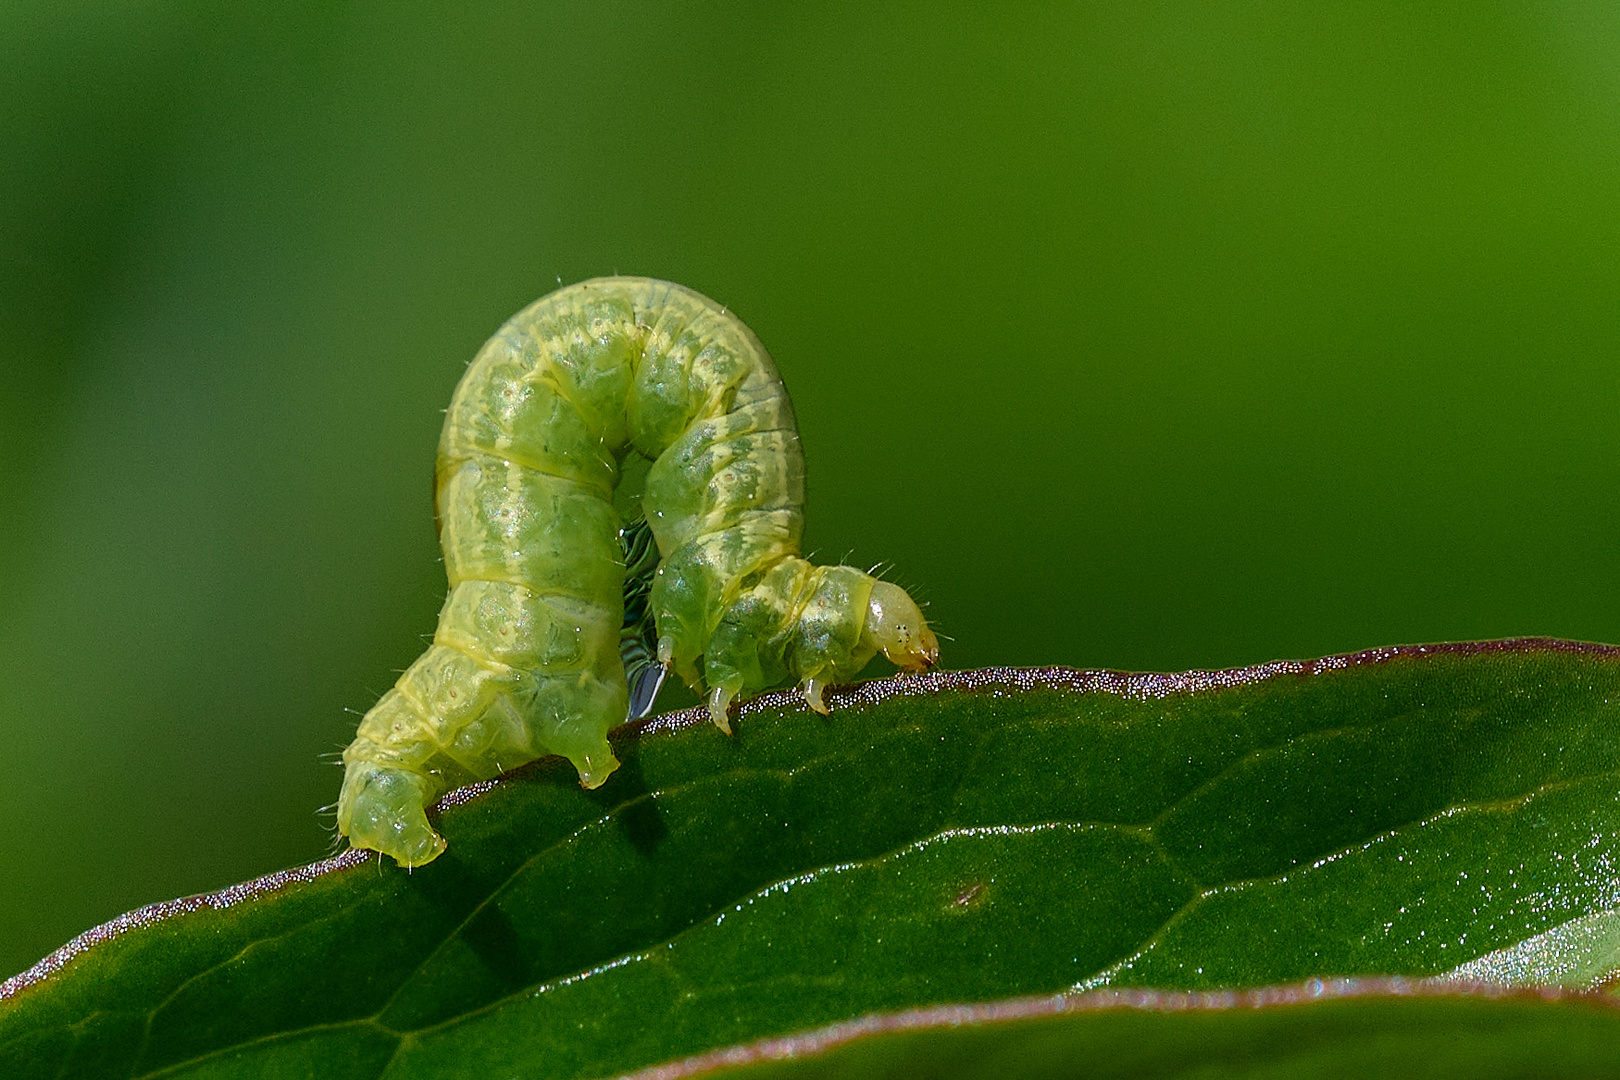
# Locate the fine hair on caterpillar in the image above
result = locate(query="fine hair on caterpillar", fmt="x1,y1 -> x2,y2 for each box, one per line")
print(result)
336,277 -> 939,867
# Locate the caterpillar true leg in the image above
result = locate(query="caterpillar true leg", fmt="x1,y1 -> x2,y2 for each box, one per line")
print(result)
618,516 -> 668,720
337,278 -> 939,866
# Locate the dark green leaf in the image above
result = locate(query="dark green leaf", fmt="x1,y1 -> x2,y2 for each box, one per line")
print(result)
622,983 -> 1620,1080
5,640 -> 1620,1079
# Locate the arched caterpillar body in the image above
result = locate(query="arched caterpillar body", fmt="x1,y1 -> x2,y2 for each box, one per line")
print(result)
337,278 -> 939,866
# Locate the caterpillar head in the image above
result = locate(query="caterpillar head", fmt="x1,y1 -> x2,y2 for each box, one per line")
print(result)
792,576 -> 939,716
861,580 -> 939,673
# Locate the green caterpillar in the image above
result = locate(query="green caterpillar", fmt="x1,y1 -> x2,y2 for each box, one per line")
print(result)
337,278 -> 939,866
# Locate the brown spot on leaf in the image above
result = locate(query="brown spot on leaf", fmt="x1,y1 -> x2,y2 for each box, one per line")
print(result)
949,882 -> 987,911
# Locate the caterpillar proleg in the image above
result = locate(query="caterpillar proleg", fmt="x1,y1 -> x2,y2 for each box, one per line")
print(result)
337,278 -> 939,866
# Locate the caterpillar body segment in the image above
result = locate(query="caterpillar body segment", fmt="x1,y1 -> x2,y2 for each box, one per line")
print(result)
337,278 -> 938,867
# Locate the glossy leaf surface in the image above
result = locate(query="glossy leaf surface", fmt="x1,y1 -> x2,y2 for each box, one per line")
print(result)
5,640 -> 1620,1079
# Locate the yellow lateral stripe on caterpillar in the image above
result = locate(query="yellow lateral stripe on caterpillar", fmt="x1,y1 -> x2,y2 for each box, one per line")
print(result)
337,278 -> 939,867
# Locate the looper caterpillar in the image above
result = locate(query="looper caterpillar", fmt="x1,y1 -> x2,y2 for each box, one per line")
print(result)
337,278 -> 939,866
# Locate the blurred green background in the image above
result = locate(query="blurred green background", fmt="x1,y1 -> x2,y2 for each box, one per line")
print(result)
3,0 -> 1618,978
